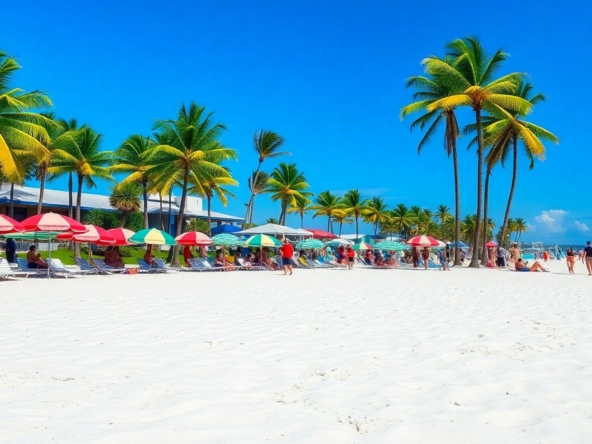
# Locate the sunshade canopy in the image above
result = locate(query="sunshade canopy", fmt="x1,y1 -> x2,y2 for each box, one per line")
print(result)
210,224 -> 242,235
0,214 -> 24,233
243,234 -> 282,248
175,231 -> 213,246
296,238 -> 325,249
21,213 -> 87,232
235,223 -> 313,237
406,235 -> 439,247
129,228 -> 176,246
211,233 -> 244,247
305,228 -> 337,239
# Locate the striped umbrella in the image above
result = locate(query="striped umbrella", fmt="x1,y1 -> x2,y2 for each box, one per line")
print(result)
100,228 -> 136,246
406,235 -> 439,247
129,228 -> 176,245
175,231 -> 213,246
22,212 -> 87,232
0,214 -> 24,233
211,233 -> 244,247
374,240 -> 408,251
57,225 -> 116,244
243,234 -> 282,248
352,242 -> 374,251
4,232 -> 59,240
296,238 -> 325,249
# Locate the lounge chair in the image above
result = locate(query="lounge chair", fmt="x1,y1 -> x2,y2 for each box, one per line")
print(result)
46,258 -> 89,278
0,259 -> 30,280
188,258 -> 225,272
154,258 -> 179,273
137,258 -> 167,273
75,258 -> 99,274
236,257 -> 267,271
92,259 -> 127,274
17,258 -> 48,277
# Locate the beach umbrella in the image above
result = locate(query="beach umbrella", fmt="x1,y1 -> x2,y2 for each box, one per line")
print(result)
210,224 -> 242,235
374,240 -> 408,251
447,240 -> 468,248
100,228 -> 136,246
129,228 -> 176,245
22,212 -> 87,233
57,225 -> 116,244
305,228 -> 337,240
353,242 -> 374,251
211,233 -> 244,247
243,234 -> 282,248
406,235 -> 439,247
296,238 -> 325,249
175,231 -> 213,246
0,214 -> 24,233
326,238 -> 354,247
485,241 -> 497,247
4,232 -> 60,241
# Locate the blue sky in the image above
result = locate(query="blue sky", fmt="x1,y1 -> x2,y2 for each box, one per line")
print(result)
2,0 -> 590,243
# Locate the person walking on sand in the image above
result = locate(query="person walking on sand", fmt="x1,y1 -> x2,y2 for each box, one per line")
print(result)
422,246 -> 430,270
411,246 -> 419,268
346,245 -> 355,270
441,245 -> 450,271
566,248 -> 577,275
584,241 -> 592,275
279,239 -> 294,275
496,245 -> 507,268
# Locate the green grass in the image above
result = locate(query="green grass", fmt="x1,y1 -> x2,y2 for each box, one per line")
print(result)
38,247 -> 173,266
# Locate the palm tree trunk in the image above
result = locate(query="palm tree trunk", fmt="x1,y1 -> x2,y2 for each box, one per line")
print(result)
121,213 -> 127,228
469,108 -> 484,268
207,196 -> 212,236
8,182 -> 14,218
355,215 -> 359,240
167,188 -> 172,234
159,193 -> 164,230
37,169 -> 46,214
142,182 -> 149,229
300,212 -> 304,229
327,215 -> 331,232
171,171 -> 190,267
68,173 -> 73,218
74,175 -> 83,258
500,137 -> 518,248
452,139 -> 462,266
339,222 -> 343,237
247,161 -> 264,225
481,168 -> 491,266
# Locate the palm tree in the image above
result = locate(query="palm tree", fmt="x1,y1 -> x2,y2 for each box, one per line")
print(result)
266,163 -> 310,225
189,167 -> 238,234
0,50 -> 52,195
244,171 -> 269,226
379,215 -> 398,239
507,218 -> 516,243
109,183 -> 141,227
342,189 -> 368,240
409,205 -> 424,235
246,130 -> 289,225
266,217 -> 280,224
111,134 -> 156,228
483,81 -> 558,247
435,205 -> 451,225
460,214 -> 477,244
311,191 -> 344,233
363,197 -> 389,235
425,37 -> 532,267
513,218 -> 527,242
287,195 -> 312,228
391,204 -> 415,238
332,210 -> 353,237
146,102 -> 236,267
49,126 -> 113,257
401,63 -> 462,264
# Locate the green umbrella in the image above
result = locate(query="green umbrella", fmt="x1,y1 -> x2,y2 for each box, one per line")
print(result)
129,228 -> 176,245
243,234 -> 282,248
374,240 -> 408,251
296,238 -> 325,249
211,233 -> 244,247
3,232 -> 60,240
352,242 -> 374,251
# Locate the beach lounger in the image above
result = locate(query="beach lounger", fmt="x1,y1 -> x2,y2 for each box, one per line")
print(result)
298,256 -> 312,268
47,258 -> 89,278
137,258 -> 167,273
236,258 -> 267,271
0,259 -> 30,280
154,258 -> 179,273
17,258 -> 48,277
75,258 -> 99,274
92,259 -> 127,274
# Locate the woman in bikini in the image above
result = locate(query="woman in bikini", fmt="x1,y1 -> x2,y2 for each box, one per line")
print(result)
566,248 -> 577,275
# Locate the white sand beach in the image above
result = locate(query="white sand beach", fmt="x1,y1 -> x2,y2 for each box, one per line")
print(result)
1,260 -> 591,443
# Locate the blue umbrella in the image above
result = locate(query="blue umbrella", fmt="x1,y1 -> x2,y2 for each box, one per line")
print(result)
447,241 -> 468,248
211,224 -> 242,235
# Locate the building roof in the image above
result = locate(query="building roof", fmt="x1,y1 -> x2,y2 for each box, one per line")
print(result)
0,183 -> 244,222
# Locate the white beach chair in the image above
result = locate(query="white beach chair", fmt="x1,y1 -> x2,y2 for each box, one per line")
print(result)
46,258 -> 89,278
0,259 -> 30,280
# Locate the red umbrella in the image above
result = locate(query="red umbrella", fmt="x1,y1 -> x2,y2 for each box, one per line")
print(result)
22,213 -> 87,232
57,225 -> 116,244
0,214 -> 24,233
485,241 -> 497,247
98,228 -> 136,246
305,228 -> 338,240
175,231 -> 213,246
406,235 -> 439,247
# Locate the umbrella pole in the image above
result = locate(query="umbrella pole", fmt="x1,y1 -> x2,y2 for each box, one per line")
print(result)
47,230 -> 52,279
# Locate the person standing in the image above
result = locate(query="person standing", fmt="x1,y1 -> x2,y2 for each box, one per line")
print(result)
411,246 -> 419,268
566,248 -> 577,275
5,237 -> 16,263
422,246 -> 430,270
442,245 -> 450,271
584,241 -> 592,276
279,239 -> 294,275
496,245 -> 507,268
346,246 -> 356,270
511,244 -> 520,262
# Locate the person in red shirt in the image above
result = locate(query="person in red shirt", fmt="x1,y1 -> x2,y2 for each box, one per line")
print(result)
183,245 -> 194,266
279,239 -> 294,275
346,246 -> 356,270
337,245 -> 345,263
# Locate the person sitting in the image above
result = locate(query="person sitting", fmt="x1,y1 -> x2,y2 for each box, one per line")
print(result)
374,253 -> 386,267
515,258 -> 549,272
311,249 -> 318,261
364,250 -> 374,265
104,246 -> 125,268
26,245 -> 48,269
183,245 -> 194,267
144,245 -> 156,267
214,251 -> 225,268
386,255 -> 398,267
243,253 -> 254,269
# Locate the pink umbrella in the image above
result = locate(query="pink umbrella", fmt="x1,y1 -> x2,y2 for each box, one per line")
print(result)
485,241 -> 497,247
0,214 -> 24,233
98,228 -> 136,246
57,225 -> 116,244
175,231 -> 213,246
406,235 -> 439,247
22,213 -> 87,233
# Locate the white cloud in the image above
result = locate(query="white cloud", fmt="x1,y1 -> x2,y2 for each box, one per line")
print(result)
526,222 -> 536,233
534,209 -> 568,233
574,221 -> 589,232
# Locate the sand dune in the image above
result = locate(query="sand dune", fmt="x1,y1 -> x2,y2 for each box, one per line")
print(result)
1,259 -> 591,443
